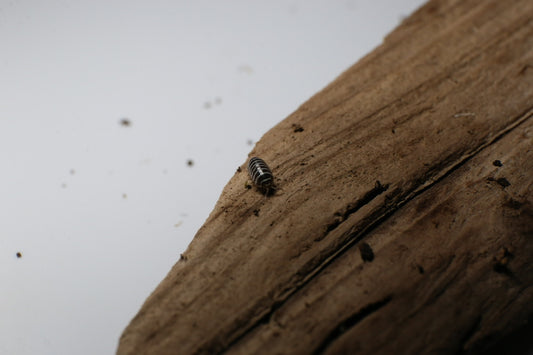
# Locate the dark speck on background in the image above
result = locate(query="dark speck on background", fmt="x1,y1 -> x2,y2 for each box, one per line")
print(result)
16,252 -> 22,258
238,64 -> 253,75
186,159 -> 194,167
120,118 -> 131,127
493,160 -> 503,167
204,97 -> 222,109
246,139 -> 253,146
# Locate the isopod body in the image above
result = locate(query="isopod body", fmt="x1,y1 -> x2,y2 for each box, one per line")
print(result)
248,157 -> 274,192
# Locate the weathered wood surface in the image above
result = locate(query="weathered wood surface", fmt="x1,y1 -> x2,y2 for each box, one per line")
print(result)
118,0 -> 533,354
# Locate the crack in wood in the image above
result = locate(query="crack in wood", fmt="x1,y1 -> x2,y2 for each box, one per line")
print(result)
322,180 -> 389,239
457,315 -> 483,354
312,295 -> 394,355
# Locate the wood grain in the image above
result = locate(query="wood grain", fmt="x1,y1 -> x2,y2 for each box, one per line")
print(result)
117,0 -> 533,354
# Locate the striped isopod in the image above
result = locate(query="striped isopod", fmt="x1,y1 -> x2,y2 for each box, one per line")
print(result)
248,157 -> 275,194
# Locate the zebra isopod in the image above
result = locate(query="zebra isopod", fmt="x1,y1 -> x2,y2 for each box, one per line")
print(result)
247,157 -> 275,193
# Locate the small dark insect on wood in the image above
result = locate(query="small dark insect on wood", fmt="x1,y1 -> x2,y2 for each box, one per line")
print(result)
248,157 -> 276,195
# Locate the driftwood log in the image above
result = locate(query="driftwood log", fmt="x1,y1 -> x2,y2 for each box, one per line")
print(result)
118,0 -> 533,354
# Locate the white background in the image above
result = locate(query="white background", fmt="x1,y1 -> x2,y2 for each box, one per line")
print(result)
0,1 -> 426,354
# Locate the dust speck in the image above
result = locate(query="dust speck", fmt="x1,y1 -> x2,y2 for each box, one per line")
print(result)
16,252 -> 22,258
120,118 -> 131,127
186,159 -> 194,167
238,65 -> 254,75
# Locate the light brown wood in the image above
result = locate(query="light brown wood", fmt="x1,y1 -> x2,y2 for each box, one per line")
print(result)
117,0 -> 533,354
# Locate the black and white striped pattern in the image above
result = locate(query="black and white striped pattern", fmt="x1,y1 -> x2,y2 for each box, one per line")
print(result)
248,157 -> 274,192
